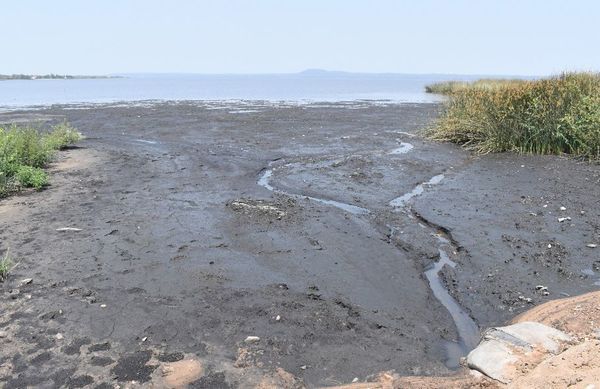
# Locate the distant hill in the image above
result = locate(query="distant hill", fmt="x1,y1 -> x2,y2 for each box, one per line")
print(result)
298,69 -> 351,76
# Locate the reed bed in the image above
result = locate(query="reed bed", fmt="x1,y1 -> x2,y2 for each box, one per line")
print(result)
426,72 -> 600,160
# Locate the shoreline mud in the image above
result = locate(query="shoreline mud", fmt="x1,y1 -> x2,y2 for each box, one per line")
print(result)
0,100 -> 598,387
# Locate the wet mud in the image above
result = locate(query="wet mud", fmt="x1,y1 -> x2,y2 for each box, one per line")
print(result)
0,101 -> 598,387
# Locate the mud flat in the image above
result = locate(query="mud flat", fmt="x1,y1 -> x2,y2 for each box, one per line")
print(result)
0,101 -> 598,388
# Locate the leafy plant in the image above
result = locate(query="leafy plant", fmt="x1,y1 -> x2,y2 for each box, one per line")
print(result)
0,122 -> 81,196
15,165 -> 48,189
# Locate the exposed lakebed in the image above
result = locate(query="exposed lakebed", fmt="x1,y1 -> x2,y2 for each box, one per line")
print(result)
0,101 -> 598,387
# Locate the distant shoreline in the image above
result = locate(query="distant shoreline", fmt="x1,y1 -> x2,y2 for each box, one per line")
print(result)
0,74 -> 121,81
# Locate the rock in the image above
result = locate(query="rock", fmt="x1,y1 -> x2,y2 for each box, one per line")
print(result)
19,278 -> 33,286
55,333 -> 64,340
558,217 -> 571,222
498,321 -> 571,354
560,206 -> 567,211
0,330 -> 8,338
244,336 -> 260,344
467,339 -> 517,383
587,244 -> 597,248
275,315 -> 281,321
467,322 -> 572,383
9,289 -> 20,299
56,227 -> 82,232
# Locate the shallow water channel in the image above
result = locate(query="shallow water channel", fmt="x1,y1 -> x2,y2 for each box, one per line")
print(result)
257,142 -> 480,368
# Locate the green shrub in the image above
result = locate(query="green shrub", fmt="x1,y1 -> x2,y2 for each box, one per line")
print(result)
44,122 -> 82,150
427,72 -> 600,160
0,122 -> 81,196
15,165 -> 48,189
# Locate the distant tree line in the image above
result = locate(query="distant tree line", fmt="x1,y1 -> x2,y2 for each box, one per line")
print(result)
0,74 -> 118,80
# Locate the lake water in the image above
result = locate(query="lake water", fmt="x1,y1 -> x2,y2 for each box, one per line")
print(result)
0,72 -> 490,108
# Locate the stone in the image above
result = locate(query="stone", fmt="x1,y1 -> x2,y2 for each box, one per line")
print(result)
499,321 -> 571,354
467,322 -> 572,383
467,339 -> 518,383
244,336 -> 260,344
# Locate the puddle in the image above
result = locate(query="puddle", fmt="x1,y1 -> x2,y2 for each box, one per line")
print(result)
385,130 -> 418,138
135,139 -> 158,145
581,268 -> 600,286
302,195 -> 369,215
389,174 -> 445,208
229,109 -> 261,114
425,248 -> 480,368
257,169 -> 274,191
388,142 -> 414,155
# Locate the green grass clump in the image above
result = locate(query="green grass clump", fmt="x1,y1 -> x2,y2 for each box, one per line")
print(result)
427,72 -> 600,160
425,79 -> 528,95
0,250 -> 12,281
0,122 -> 82,196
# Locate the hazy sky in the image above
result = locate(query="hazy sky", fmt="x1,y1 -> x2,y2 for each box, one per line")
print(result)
4,0 -> 599,76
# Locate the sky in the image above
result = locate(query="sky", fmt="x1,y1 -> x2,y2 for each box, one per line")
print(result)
3,0 -> 600,76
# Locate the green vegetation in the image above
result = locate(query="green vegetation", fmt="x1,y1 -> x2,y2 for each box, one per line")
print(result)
0,249 -> 12,281
425,79 -> 527,95
0,122 -> 82,196
426,72 -> 600,160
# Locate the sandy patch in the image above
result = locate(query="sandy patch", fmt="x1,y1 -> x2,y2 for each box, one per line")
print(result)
510,339 -> 600,388
512,291 -> 600,339
50,147 -> 97,172
160,359 -> 204,388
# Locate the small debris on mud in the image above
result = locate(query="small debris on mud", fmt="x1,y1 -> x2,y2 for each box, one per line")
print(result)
228,198 -> 290,219
244,336 -> 260,344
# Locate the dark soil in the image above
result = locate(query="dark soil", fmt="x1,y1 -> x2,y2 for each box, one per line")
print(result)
0,100 -> 598,388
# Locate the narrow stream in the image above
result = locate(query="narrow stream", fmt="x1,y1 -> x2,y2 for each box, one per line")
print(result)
389,174 -> 445,207
258,165 -> 369,215
425,244 -> 480,368
257,142 -> 479,368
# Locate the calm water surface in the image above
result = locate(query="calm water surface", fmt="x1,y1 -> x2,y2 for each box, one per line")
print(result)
0,73 -> 495,107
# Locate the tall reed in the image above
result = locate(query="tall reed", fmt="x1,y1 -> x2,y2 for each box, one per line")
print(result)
427,72 -> 600,160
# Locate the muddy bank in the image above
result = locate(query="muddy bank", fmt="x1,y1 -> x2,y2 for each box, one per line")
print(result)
415,154 -> 600,328
0,100 -> 598,388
